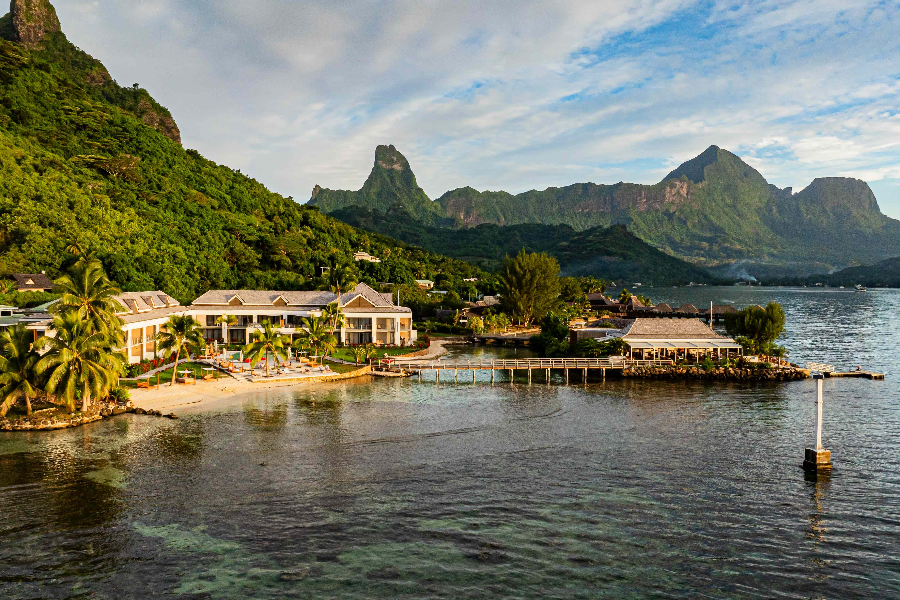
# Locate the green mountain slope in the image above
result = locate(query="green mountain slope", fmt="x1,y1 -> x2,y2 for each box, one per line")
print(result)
310,145 -> 449,224
0,1 -> 484,302
331,206 -> 717,285
312,143 -> 900,275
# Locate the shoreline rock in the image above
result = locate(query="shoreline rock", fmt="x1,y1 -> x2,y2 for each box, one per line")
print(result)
621,365 -> 808,381
0,402 -> 173,432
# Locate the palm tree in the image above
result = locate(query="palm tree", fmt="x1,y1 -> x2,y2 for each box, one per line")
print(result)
36,312 -> 124,413
53,257 -> 123,344
365,344 -> 378,364
0,279 -> 13,295
295,315 -> 336,365
0,325 -> 40,417
322,302 -> 346,338
244,321 -> 289,377
352,345 -> 367,365
215,314 -> 238,343
156,314 -> 203,386
327,265 -> 356,328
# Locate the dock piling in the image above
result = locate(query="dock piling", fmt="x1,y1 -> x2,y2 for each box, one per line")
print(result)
803,377 -> 832,473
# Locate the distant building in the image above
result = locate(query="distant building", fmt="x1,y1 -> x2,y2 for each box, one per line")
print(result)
9,273 -> 55,292
675,303 -> 699,314
463,277 -> 478,282
621,318 -> 742,360
415,280 -> 434,290
353,251 -> 381,263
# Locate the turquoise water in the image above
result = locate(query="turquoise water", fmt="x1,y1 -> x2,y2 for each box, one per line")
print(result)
1,288 -> 899,598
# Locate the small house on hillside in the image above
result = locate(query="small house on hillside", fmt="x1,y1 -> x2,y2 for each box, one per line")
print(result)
415,280 -> 434,290
10,273 -> 55,292
353,251 -> 381,263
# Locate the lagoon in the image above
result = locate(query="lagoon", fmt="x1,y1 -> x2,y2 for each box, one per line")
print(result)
1,287 -> 899,598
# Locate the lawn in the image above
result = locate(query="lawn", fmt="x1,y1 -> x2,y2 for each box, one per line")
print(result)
323,360 -> 364,374
119,361 -> 214,388
330,346 -> 423,363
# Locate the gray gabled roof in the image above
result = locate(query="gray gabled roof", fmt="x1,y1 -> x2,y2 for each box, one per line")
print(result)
623,318 -> 728,340
114,291 -> 179,314
191,289 -> 338,307
340,282 -> 395,308
10,273 -> 54,290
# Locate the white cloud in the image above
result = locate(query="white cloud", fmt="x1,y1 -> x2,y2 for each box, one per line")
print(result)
49,0 -> 900,216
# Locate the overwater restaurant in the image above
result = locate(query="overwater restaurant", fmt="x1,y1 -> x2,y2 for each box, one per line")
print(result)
621,318 -> 744,362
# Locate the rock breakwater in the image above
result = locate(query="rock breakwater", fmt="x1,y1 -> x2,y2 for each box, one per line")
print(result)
622,365 -> 808,381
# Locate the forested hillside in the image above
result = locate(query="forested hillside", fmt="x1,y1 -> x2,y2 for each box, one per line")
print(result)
0,1 -> 485,303
332,207 -> 718,285
312,143 -> 900,275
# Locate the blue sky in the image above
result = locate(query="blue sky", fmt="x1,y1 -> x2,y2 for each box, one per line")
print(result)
54,0 -> 900,216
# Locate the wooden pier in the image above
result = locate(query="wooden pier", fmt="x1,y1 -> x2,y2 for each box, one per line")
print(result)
388,358 -> 674,383
805,362 -> 884,380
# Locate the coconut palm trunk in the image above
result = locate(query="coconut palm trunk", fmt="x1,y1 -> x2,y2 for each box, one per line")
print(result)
170,348 -> 181,387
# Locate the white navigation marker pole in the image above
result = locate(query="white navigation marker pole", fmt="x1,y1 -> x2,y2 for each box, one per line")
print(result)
803,377 -> 832,473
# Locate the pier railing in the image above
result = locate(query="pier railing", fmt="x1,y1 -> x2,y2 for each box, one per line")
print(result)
401,358 -> 673,371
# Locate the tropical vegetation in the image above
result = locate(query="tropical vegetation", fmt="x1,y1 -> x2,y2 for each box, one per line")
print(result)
0,13 -> 487,304
0,256 -> 127,417
499,250 -> 561,327
155,314 -> 203,387
244,321 -> 290,377
724,302 -> 787,356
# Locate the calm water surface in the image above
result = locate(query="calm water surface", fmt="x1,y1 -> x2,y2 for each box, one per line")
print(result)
1,288 -> 898,598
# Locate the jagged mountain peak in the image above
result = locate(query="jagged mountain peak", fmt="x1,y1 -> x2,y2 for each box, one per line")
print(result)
8,0 -> 60,48
374,144 -> 411,172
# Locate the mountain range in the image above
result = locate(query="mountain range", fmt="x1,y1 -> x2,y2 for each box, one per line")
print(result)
310,145 -> 900,277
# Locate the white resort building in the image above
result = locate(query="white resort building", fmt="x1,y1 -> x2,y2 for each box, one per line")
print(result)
22,283 -> 416,364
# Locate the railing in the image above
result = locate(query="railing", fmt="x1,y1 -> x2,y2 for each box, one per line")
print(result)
805,362 -> 836,373
402,358 -> 675,371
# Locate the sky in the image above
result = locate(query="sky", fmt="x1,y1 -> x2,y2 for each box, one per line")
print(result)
52,0 -> 900,216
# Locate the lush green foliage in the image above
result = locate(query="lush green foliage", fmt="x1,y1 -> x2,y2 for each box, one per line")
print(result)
0,323 -> 38,415
332,206 -> 717,285
529,314 -> 571,357
327,145 -> 900,274
310,145 -> 450,224
499,250 -> 561,326
155,314 -> 203,387
724,302 -> 786,355
244,321 -> 290,377
35,310 -> 124,412
571,337 -> 627,358
0,30 -> 486,303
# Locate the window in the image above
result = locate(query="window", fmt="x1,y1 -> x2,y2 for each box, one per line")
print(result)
206,315 -> 218,326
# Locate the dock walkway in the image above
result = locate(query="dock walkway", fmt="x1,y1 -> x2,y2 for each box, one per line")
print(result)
389,357 -> 674,383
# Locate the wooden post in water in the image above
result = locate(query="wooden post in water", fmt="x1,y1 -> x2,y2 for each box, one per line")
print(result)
528,368 -> 532,384
436,369 -> 440,384
565,369 -> 569,384
803,377 -> 832,473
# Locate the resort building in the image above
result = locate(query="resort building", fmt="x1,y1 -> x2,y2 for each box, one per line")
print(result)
21,283 -> 416,364
620,318 -> 742,361
189,282 -> 415,348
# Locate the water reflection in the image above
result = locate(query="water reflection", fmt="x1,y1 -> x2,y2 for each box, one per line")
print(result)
243,397 -> 288,432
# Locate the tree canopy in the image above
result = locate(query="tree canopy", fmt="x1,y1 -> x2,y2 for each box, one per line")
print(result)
724,302 -> 786,355
499,250 -> 561,326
